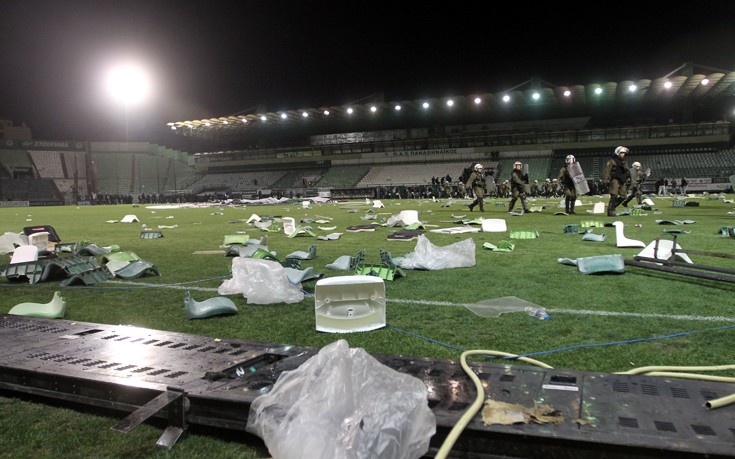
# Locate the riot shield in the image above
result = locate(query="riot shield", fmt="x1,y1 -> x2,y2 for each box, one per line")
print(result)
568,162 -> 590,195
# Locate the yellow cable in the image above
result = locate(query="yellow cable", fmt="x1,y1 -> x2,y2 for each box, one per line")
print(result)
618,364 -> 735,375
434,350 -> 552,459
706,393 -> 735,410
641,371 -> 735,383
618,366 -> 735,409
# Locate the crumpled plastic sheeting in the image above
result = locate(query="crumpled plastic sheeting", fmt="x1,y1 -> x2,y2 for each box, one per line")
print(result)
246,339 -> 436,459
218,257 -> 304,304
395,234 -> 475,270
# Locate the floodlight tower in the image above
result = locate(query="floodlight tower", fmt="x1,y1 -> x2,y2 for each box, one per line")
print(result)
105,62 -> 150,196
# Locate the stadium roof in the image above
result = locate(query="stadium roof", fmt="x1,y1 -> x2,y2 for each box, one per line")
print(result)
167,62 -> 735,146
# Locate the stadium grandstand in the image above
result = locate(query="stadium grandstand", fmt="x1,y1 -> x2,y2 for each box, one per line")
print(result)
2,62 -> 735,205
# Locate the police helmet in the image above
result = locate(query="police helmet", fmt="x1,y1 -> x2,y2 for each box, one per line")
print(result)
632,161 -> 641,168
614,146 -> 629,156
565,155 -> 576,164
514,161 -> 522,167
474,163 -> 483,172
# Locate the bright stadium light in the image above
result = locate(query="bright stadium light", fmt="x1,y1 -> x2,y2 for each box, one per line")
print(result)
105,62 -> 150,107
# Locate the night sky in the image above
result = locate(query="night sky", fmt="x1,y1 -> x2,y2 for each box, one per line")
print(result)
1,0 -> 734,146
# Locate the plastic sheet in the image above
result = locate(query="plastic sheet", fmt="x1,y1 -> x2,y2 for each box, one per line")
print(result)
218,258 -> 304,304
395,235 -> 475,270
246,339 -> 435,459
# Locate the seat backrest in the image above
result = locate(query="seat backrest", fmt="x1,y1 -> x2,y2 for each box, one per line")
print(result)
28,232 -> 49,250
10,245 -> 39,264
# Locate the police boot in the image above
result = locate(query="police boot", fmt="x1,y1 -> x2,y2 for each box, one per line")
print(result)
564,197 -> 571,214
607,197 -> 617,217
569,199 -> 576,214
508,198 -> 516,213
468,200 -> 476,212
479,201 -> 485,212
621,195 -> 632,207
521,197 -> 529,213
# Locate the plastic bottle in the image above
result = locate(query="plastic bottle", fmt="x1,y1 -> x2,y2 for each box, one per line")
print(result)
525,306 -> 550,320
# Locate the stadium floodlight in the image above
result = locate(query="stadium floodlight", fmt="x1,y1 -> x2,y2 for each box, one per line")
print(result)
302,112 -> 309,118
594,87 -> 603,95
664,80 -> 673,89
701,78 -> 710,86
280,113 -> 287,119
563,90 -> 571,97
105,62 -> 150,107
502,95 -> 510,103
323,110 -> 330,116
446,99 -> 454,107
628,84 -> 637,93
422,102 -> 430,109
370,106 -> 377,113
260,115 -> 267,121
394,105 -> 401,111
347,107 -> 354,114
474,97 -> 481,104
532,92 -> 540,101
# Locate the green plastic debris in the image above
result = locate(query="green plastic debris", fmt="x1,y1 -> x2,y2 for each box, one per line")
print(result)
223,234 -> 249,245
483,241 -> 515,252
9,291 -> 66,319
184,290 -> 238,319
509,230 -> 539,239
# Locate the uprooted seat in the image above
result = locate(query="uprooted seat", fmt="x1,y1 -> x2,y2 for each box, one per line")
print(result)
184,290 -> 238,319
9,291 -> 66,319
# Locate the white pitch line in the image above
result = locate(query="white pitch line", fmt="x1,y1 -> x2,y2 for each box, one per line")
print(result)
105,282 -> 735,323
386,298 -> 735,323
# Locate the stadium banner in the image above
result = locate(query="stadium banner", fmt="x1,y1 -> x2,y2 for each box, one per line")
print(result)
1,139 -> 86,151
275,150 -> 321,159
0,200 -> 30,207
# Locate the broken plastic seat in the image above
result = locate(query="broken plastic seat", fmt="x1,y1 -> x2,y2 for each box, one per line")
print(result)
612,221 -> 645,248
59,266 -> 113,286
140,230 -> 164,239
283,266 -> 321,284
317,233 -> 342,241
582,231 -> 606,242
354,263 -> 405,281
115,260 -> 160,279
482,241 -> 515,252
557,254 -> 625,274
588,202 -> 606,214
636,239 -> 693,264
9,291 -> 66,319
121,215 -> 139,223
509,230 -> 539,239
314,275 -> 386,333
223,234 -> 249,245
285,244 -> 317,260
23,225 -> 61,243
563,224 -> 579,235
286,226 -> 316,238
481,218 -> 507,233
387,229 -> 423,241
75,243 -> 111,256
10,245 -> 39,264
184,290 -> 238,319
101,251 -> 140,264
282,217 -> 297,236
3,260 -> 45,284
27,232 -> 49,250
326,251 -> 364,271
